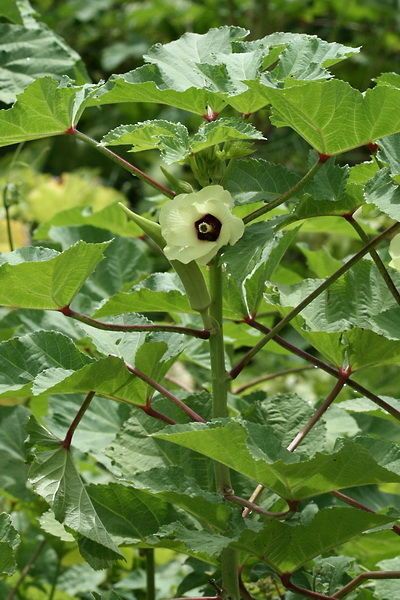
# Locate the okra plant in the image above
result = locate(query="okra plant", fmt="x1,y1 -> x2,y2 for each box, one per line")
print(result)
1,3 -> 400,600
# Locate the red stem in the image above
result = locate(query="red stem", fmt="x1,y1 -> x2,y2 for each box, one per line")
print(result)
333,571 -> 400,599
332,490 -> 400,536
139,404 -> 177,425
247,319 -> 400,421
62,391 -> 95,449
280,573 -> 334,600
224,493 -> 293,518
72,129 -> 175,198
124,360 -> 206,423
59,306 -> 210,339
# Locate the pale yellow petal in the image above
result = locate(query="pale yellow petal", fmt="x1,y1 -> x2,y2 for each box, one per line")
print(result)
164,241 -> 215,264
227,215 -> 245,245
389,257 -> 400,271
389,234 -> 400,260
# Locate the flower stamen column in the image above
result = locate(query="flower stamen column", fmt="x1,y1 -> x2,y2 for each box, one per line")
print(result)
207,260 -> 240,600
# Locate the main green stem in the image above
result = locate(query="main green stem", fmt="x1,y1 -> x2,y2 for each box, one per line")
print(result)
207,262 -> 240,600
143,549 -> 156,600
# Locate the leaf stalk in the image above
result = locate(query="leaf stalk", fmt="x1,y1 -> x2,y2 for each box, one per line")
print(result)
72,129 -> 175,198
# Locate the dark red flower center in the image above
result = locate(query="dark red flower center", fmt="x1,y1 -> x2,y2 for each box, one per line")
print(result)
194,213 -> 222,241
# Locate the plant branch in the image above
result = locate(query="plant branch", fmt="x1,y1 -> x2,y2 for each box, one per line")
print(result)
124,360 -> 206,423
62,391 -> 95,449
72,129 -> 175,198
6,539 -> 47,600
233,366 -> 313,394
247,319 -> 400,421
332,489 -> 375,512
333,570 -> 400,599
345,215 -> 400,305
59,306 -> 210,339
243,159 -> 323,224
139,404 -> 177,425
280,573 -> 334,600
230,221 -> 400,379
332,490 -> 400,536
224,493 -> 292,518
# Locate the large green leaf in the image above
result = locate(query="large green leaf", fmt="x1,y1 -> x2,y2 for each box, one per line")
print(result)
102,118 -> 264,164
93,29 -> 358,116
0,22 -> 86,104
300,328 -> 400,371
33,333 -> 182,405
102,120 -> 190,163
132,467 -> 233,529
45,394 -> 131,462
0,77 -> 98,147
92,65 -> 227,116
261,80 -> 400,155
105,393 -> 228,527
238,32 -> 359,80
268,35 -> 360,81
92,26 -> 249,115
0,241 -> 109,310
0,513 -> 20,575
364,168 -> 400,220
27,419 -> 122,560
236,506 -> 394,572
375,558 -> 400,599
241,393 -> 326,455
285,158 -> 362,224
151,505 -> 393,569
0,326 -> 182,406
378,134 -> 400,176
266,260 -> 400,336
107,394 -> 212,487
34,203 -> 141,240
0,406 -> 33,500
222,220 -> 298,316
85,483 -> 183,544
155,419 -> 400,500
95,272 -> 193,317
0,331 -> 91,398
223,158 -> 299,205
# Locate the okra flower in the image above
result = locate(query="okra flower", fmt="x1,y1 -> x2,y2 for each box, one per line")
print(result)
389,234 -> 400,271
159,185 -> 244,265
